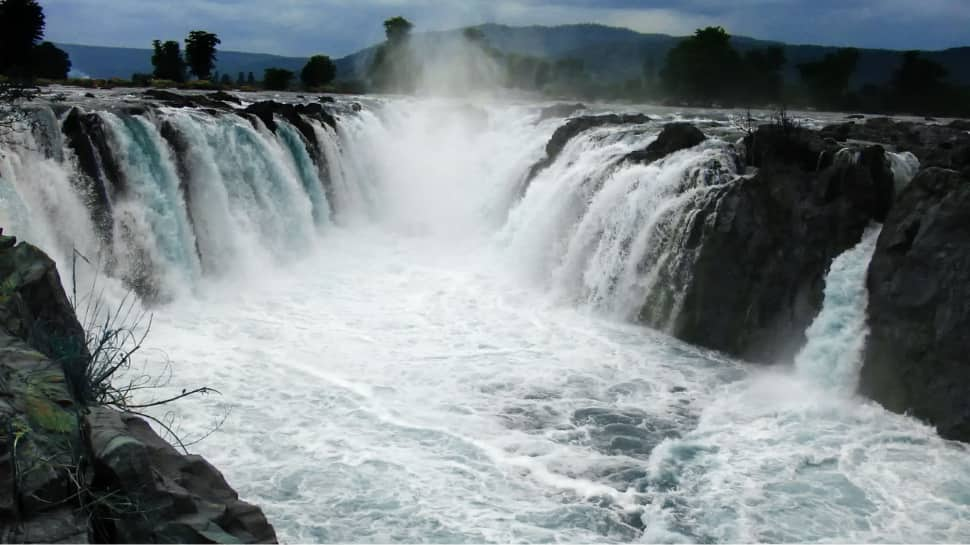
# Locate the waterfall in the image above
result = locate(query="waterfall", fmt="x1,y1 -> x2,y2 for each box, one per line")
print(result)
501,123 -> 740,323
794,225 -> 882,393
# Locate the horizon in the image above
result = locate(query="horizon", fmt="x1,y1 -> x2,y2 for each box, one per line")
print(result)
50,21 -> 970,61
43,1 -> 970,58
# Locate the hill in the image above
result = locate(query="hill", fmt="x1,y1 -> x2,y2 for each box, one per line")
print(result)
60,24 -> 970,89
58,43 -> 307,80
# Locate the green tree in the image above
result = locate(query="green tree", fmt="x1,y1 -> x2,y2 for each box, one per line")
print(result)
368,16 -> 418,92
384,16 -> 414,44
263,68 -> 294,90
891,51 -> 949,113
247,72 -> 255,85
463,27 -> 485,44
0,0 -> 46,78
185,30 -> 221,80
237,71 -> 245,86
151,40 -> 186,82
743,47 -> 786,104
661,27 -> 743,105
32,41 -> 71,79
220,73 -> 232,86
300,55 -> 337,88
798,48 -> 859,108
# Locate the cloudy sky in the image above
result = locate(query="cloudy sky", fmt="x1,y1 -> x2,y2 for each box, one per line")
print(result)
43,0 -> 970,57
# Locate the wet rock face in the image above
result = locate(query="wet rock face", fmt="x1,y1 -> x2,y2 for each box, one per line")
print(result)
821,117 -> 970,175
650,127 -> 895,364
861,167 -> 970,443
86,408 -> 277,544
0,238 -> 278,543
624,122 -> 707,165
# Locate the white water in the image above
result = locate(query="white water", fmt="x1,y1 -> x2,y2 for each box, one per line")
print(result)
1,95 -> 968,543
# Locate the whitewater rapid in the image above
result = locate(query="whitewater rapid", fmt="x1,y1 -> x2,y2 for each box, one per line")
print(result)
1,92 -> 968,542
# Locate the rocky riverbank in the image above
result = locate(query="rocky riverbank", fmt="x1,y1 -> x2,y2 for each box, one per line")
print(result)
0,235 -> 276,543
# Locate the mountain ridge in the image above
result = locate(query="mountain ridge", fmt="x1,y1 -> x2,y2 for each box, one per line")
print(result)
58,23 -> 970,87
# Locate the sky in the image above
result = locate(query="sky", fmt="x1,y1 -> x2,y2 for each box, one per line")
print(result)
43,0 -> 970,58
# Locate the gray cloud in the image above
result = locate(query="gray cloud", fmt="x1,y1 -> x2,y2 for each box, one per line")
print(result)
42,0 -> 970,56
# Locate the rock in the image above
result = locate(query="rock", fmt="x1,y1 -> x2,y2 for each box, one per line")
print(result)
860,167 -> 970,442
86,408 -> 278,543
0,238 -> 87,359
351,102 -> 362,112
846,114 -> 865,120
536,102 -> 586,122
207,91 -> 241,105
746,124 -> 838,172
61,107 -> 123,240
83,92 -> 96,99
624,122 -> 706,165
0,240 -> 278,543
821,117 -> 970,172
318,96 -> 335,103
641,126 -> 894,363
523,113 -> 651,189
950,119 -> 970,131
143,90 -> 232,110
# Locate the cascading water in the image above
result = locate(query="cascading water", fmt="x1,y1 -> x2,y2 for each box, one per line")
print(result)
794,225 -> 882,393
1,92 -> 968,543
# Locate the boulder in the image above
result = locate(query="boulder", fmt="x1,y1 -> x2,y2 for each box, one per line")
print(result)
143,90 -> 232,110
86,408 -> 277,543
860,167 -> 970,442
624,122 -> 706,165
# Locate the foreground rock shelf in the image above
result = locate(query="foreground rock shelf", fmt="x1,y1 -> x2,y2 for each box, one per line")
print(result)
0,235 -> 277,544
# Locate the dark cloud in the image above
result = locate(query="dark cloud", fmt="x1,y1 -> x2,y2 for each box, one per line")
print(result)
42,0 -> 970,57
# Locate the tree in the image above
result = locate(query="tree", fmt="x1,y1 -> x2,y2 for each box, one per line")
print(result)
263,68 -> 293,90
661,27 -> 743,105
184,30 -> 221,80
151,40 -> 186,82
463,27 -> 485,44
798,48 -> 859,108
220,73 -> 232,86
300,55 -> 337,88
0,0 -> 46,78
247,72 -> 256,85
743,47 -> 786,104
32,41 -> 71,79
237,72 -> 245,86
891,51 -> 949,113
384,16 -> 414,44
212,70 -> 220,83
368,17 -> 418,92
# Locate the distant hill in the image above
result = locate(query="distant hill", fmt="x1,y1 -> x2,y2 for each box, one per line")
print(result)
58,43 -> 307,80
60,24 -> 970,88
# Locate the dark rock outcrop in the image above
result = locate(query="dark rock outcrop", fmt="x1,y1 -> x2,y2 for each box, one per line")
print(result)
821,117 -> 970,174
143,90 -> 233,111
0,237 -> 277,543
624,122 -> 706,165
523,113 -> 650,189
643,126 -> 895,363
860,167 -> 970,442
61,107 -> 123,240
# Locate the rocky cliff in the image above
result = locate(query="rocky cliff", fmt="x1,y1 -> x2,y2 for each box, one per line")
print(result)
860,167 -> 970,443
0,234 -> 276,543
